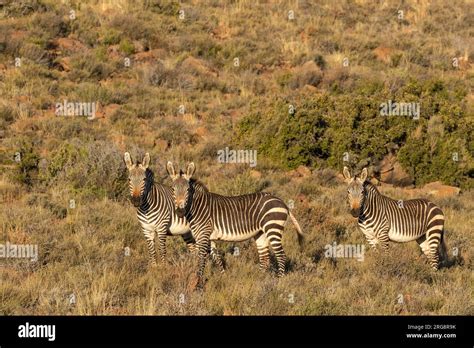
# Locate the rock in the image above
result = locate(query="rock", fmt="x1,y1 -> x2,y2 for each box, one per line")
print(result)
423,181 -> 460,198
53,37 -> 87,53
133,49 -> 167,63
296,165 -> 312,178
376,153 -> 413,187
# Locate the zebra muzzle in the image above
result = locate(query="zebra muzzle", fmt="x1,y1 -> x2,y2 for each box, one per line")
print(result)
131,195 -> 141,207
350,208 -> 360,217
176,207 -> 186,218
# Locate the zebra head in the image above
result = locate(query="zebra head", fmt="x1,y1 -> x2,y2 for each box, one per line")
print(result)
124,152 -> 150,207
167,161 -> 195,218
343,166 -> 368,218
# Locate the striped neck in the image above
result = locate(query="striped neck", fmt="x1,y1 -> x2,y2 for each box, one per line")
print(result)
189,179 -> 208,196
139,169 -> 157,211
186,179 -> 208,212
359,181 -> 382,219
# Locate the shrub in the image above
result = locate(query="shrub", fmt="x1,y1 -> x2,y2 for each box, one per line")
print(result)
46,139 -> 128,199
11,138 -> 40,187
102,28 -> 122,46
28,11 -> 69,42
119,39 -> 135,55
0,104 -> 15,127
68,53 -> 115,81
235,79 -> 472,188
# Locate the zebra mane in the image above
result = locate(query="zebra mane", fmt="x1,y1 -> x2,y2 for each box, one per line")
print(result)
189,178 -> 209,192
363,180 -> 379,194
145,168 -> 154,180
363,181 -> 387,206
144,168 -> 155,190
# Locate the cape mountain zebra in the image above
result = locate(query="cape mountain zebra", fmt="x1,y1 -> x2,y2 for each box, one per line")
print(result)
167,162 -> 304,288
123,152 -> 196,266
343,166 -> 447,270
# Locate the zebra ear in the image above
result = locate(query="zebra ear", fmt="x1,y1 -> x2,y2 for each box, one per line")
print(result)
166,161 -> 178,180
184,162 -> 195,180
343,166 -> 352,181
142,153 -> 150,169
124,152 -> 133,170
359,167 -> 368,182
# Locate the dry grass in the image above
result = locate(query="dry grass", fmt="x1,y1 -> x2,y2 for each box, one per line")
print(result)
0,0 -> 472,315
0,173 -> 472,315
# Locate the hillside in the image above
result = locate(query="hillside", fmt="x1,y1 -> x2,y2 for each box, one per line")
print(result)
0,0 -> 473,315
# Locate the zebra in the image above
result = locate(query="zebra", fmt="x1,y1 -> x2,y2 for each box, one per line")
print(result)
123,152 -> 196,266
342,166 -> 447,270
166,161 -> 304,288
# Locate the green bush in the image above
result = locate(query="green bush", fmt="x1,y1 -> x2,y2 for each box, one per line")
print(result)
119,39 -> 135,55
46,139 -> 128,199
68,52 -> 116,81
235,79 -> 473,188
12,138 -> 40,187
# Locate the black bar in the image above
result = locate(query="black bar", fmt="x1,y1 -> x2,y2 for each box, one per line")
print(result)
0,316 -> 471,346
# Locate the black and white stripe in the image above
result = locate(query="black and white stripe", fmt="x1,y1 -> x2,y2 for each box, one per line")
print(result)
124,152 -> 195,266
167,162 -> 304,288
344,167 -> 446,270
136,170 -> 196,265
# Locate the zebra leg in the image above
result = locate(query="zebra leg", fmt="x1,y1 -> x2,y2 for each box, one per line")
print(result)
194,229 -> 212,289
418,231 -> 442,270
265,229 -> 286,277
365,236 -> 378,250
255,231 -> 271,271
143,229 -> 157,267
210,241 -> 225,273
416,235 -> 429,256
156,229 -> 167,263
376,228 -> 390,253
181,232 -> 196,254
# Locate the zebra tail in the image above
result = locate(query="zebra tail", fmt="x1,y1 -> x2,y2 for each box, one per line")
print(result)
439,231 -> 448,265
288,211 -> 304,248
